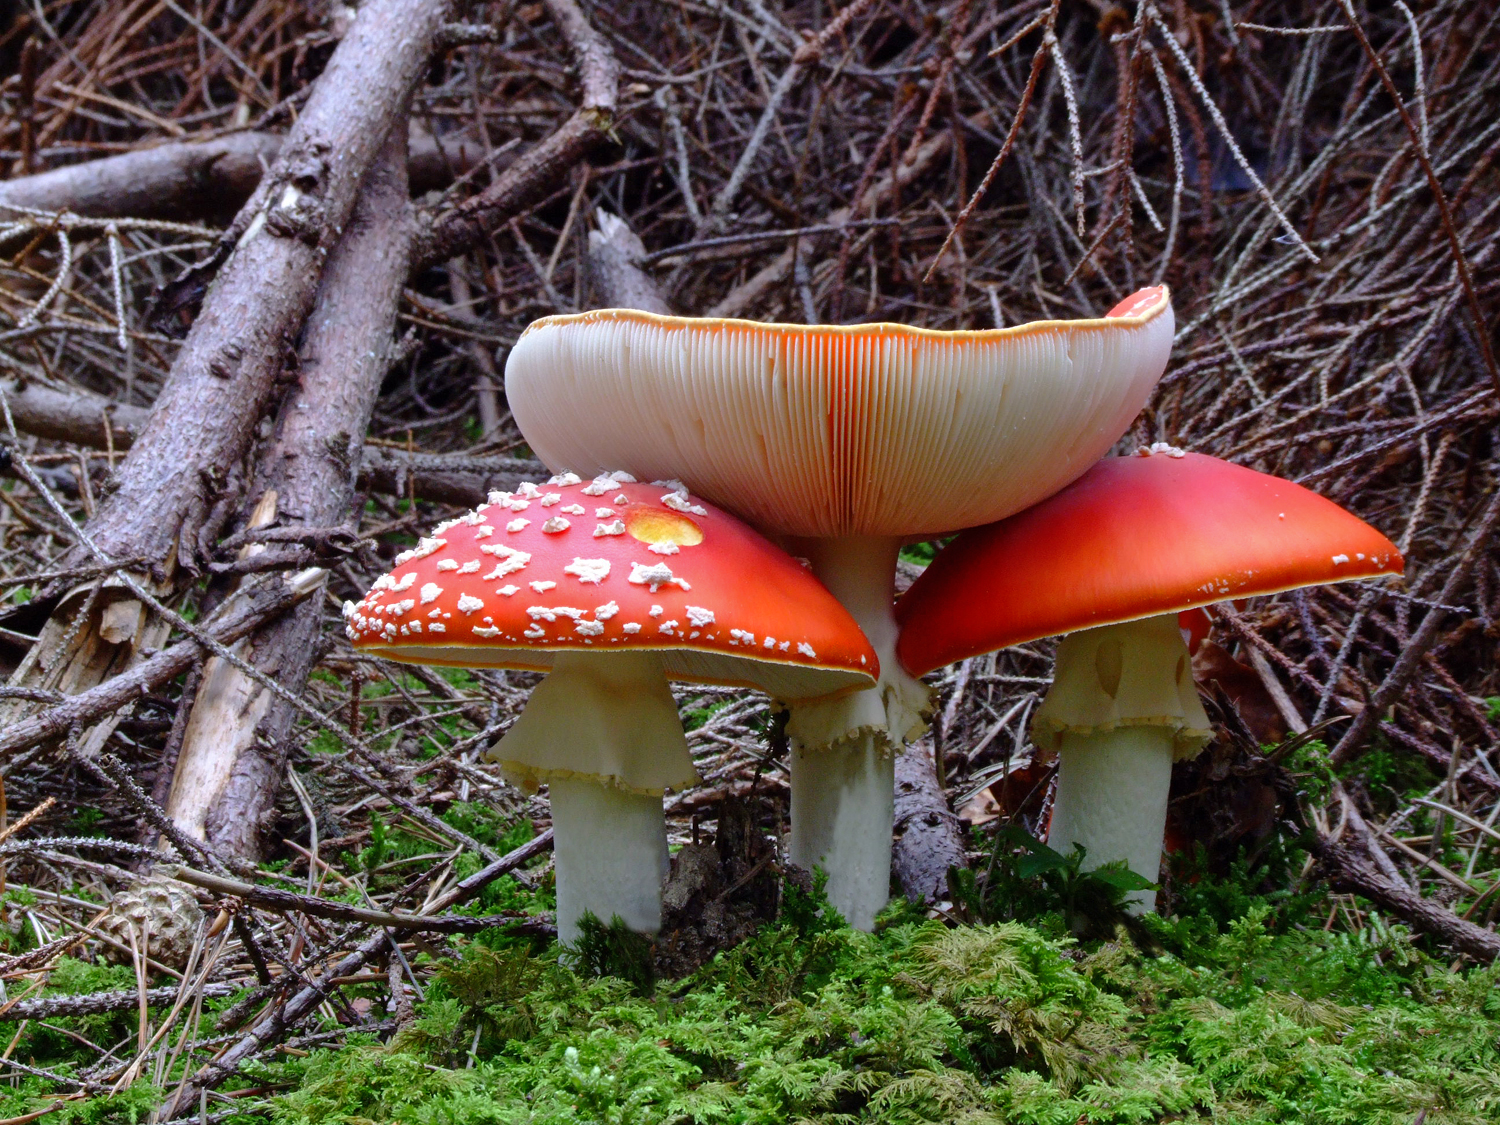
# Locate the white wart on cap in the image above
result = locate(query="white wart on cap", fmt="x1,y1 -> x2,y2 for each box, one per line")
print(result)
347,474 -> 877,702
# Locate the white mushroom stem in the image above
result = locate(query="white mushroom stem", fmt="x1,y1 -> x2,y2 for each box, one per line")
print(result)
486,650 -> 696,944
1035,615 -> 1212,914
789,733 -> 894,930
783,535 -> 931,930
1046,727 -> 1175,914
548,776 -> 670,944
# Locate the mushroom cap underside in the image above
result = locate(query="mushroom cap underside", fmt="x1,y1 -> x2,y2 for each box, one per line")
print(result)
896,450 -> 1402,676
504,288 -> 1174,539
347,474 -> 878,701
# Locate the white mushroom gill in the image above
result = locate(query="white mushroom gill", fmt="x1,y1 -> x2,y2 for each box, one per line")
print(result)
504,308 -> 1173,540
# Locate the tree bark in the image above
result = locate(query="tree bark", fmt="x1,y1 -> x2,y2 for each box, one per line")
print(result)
892,736 -> 967,904
0,0 -> 456,742
0,129 -> 482,223
167,126 -> 413,860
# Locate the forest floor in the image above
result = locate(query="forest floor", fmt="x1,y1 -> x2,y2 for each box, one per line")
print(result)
3,792 -> 1500,1125
0,0 -> 1497,1122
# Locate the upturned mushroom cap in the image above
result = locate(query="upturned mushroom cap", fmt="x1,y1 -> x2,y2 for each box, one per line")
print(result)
895,448 -> 1403,677
503,289 -> 1175,539
346,473 -> 878,702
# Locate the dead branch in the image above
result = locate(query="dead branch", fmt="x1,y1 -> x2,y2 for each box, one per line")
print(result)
0,383 -> 541,504
1330,485 -> 1500,767
415,0 -> 619,271
355,447 -> 544,506
708,117 -> 978,320
0,570 -> 318,763
0,984 -> 240,1022
893,736 -> 967,904
0,131 -> 481,224
1315,830 -> 1500,961
167,864 -> 543,933
588,210 -> 673,313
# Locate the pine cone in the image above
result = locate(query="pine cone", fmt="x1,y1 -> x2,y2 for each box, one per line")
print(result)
97,877 -> 204,970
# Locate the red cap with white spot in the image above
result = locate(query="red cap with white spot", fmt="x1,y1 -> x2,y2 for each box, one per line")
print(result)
346,472 -> 878,702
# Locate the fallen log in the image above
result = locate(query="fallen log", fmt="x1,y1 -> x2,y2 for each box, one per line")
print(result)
892,736 -> 967,904
0,0 -> 461,754
0,128 -> 483,223
164,128 -> 414,859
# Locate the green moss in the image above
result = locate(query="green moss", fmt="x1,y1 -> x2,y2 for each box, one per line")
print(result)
261,908 -> 1500,1125
1345,744 -> 1442,814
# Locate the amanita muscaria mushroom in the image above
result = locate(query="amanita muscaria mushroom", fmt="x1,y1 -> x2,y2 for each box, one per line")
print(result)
347,472 -> 876,942
504,287 -> 1173,928
896,448 -> 1402,908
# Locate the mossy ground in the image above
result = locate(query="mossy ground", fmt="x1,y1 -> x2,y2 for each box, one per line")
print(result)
253,904 -> 1498,1125
4,813 -> 1496,1124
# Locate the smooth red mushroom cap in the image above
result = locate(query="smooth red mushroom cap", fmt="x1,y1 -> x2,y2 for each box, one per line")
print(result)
347,475 -> 877,702
896,450 -> 1402,676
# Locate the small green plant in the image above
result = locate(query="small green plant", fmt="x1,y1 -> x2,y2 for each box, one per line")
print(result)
1275,735 -> 1336,803
68,806 -> 107,837
899,540 -> 939,566
782,865 -> 848,937
357,810 -> 388,876
950,825 -> 1155,938
563,912 -> 656,996
682,697 -> 734,730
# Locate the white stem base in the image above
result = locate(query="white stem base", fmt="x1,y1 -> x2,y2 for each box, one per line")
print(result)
549,776 -> 669,945
1046,725 -> 1175,913
789,731 -> 895,930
